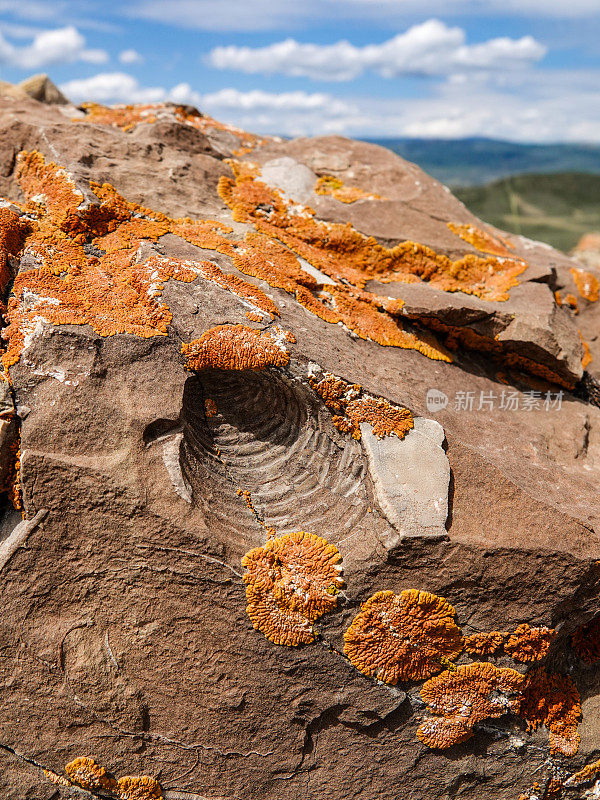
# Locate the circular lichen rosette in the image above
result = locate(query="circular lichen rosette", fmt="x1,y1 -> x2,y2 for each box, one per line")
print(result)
343,589 -> 463,684
242,531 -> 344,646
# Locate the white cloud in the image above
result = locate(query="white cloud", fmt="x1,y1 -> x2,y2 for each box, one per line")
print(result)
60,72 -> 202,104
58,73 -> 356,137
208,21 -> 546,81
57,67 -> 600,144
202,87 -> 353,114
0,25 -> 108,69
118,48 -> 144,64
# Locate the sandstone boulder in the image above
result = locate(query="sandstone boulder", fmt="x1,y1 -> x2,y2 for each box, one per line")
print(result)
0,91 -> 599,800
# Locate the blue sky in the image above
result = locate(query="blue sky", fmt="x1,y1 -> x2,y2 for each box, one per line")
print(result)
0,0 -> 599,141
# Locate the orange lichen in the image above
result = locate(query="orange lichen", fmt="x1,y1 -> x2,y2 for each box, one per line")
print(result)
76,102 -> 268,152
417,662 -> 525,748
579,332 -> 592,368
344,589 -> 463,684
314,175 -> 384,204
518,782 -> 542,800
564,757 -> 600,786
181,324 -> 290,371
219,167 -> 525,302
7,445 -> 22,510
519,668 -> 581,756
0,207 -> 28,292
204,398 -> 218,418
11,147 -> 450,370
64,757 -> 117,791
76,102 -> 159,131
570,267 -> 599,302
464,631 -> 505,657
246,310 -> 263,322
406,313 -> 576,390
564,293 -> 579,313
447,222 -> 514,257
241,531 -> 343,646
571,616 -> 600,664
3,152 -> 287,372
43,769 -> 71,788
117,775 -> 163,799
232,231 -> 318,294
504,624 -> 556,663
345,395 -> 414,439
309,370 -> 413,441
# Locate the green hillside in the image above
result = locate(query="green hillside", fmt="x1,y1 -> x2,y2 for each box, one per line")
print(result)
453,172 -> 600,253
366,137 -> 600,186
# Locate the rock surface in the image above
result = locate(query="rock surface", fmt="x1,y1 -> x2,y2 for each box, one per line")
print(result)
0,88 -> 598,800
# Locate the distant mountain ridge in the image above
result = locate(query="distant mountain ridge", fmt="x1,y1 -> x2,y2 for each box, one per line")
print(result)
364,137 -> 600,186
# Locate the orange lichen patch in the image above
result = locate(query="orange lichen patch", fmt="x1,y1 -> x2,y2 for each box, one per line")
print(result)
0,207 -> 28,292
117,775 -> 163,799
564,757 -> 600,786
406,314 -> 576,390
504,624 -> 556,663
204,398 -> 218,418
246,310 -> 263,322
233,231 -> 318,294
519,668 -> 581,756
518,782 -> 544,800
447,222 -> 514,257
344,589 -> 463,685
181,324 -> 290,371
579,332 -> 592,368
3,151 -> 286,373
546,779 -> 565,798
417,662 -> 525,748
154,256 -> 278,319
326,284 -> 451,361
564,293 -> 579,314
244,587 -> 315,646
242,531 -> 343,646
309,370 -> 413,441
15,151 -> 90,238
219,165 -> 525,302
570,267 -> 599,302
76,101 -> 269,152
64,757 -> 117,791
464,631 -> 506,657
43,769 -> 71,788
571,616 -> 600,664
2,252 -> 198,370
345,396 -> 414,439
314,175 -> 384,204
7,445 -> 22,510
76,102 -> 159,131
237,488 -> 257,515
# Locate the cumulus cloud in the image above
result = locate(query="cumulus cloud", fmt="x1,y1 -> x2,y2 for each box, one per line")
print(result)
0,25 -> 108,69
58,73 -> 356,136
57,67 -> 600,143
118,48 -> 144,64
60,72 -> 201,104
208,20 -> 546,81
